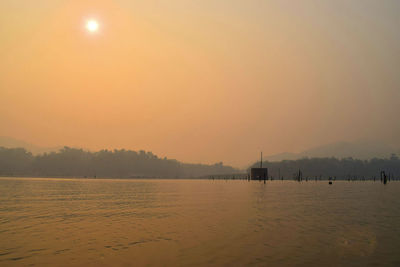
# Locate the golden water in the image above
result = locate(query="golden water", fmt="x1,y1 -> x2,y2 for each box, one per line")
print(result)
1,178 -> 400,266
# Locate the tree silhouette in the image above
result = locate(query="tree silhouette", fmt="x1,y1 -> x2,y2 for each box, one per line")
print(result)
0,147 -> 238,178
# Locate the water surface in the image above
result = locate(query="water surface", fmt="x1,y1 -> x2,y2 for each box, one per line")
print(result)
1,178 -> 400,266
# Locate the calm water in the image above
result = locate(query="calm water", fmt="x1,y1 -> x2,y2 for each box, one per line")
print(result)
1,178 -> 400,266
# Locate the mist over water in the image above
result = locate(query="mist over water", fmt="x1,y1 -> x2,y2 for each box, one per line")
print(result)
1,178 -> 400,266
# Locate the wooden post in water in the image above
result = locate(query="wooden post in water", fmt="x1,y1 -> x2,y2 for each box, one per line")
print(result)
381,171 -> 388,184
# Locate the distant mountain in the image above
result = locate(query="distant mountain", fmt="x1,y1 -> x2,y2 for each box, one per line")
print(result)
0,146 -> 240,178
264,141 -> 399,162
0,136 -> 61,155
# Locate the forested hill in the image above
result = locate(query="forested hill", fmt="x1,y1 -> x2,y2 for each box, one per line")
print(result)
250,155 -> 400,180
0,147 -> 239,178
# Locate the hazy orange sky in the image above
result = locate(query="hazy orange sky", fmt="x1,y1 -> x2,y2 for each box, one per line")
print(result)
1,0 -> 399,166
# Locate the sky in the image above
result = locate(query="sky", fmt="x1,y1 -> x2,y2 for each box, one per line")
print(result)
1,0 -> 399,167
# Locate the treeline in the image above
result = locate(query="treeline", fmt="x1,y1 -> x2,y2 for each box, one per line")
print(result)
0,147 -> 238,178
249,154 -> 400,180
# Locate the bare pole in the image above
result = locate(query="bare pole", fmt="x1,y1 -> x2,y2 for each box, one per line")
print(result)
260,152 -> 263,168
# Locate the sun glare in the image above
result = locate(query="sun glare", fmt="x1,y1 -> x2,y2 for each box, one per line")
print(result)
86,20 -> 99,33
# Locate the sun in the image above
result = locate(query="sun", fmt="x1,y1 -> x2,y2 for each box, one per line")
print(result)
86,19 -> 99,33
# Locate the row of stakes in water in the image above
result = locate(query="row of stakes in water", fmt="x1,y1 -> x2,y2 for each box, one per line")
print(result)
209,170 -> 396,184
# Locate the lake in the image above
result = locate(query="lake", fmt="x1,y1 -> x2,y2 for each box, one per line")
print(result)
1,178 -> 400,266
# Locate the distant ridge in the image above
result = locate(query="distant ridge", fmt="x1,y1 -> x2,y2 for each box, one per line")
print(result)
263,141 -> 399,162
0,146 -> 239,178
0,136 -> 61,155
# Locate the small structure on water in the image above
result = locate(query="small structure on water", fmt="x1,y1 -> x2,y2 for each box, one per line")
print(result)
251,152 -> 268,180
